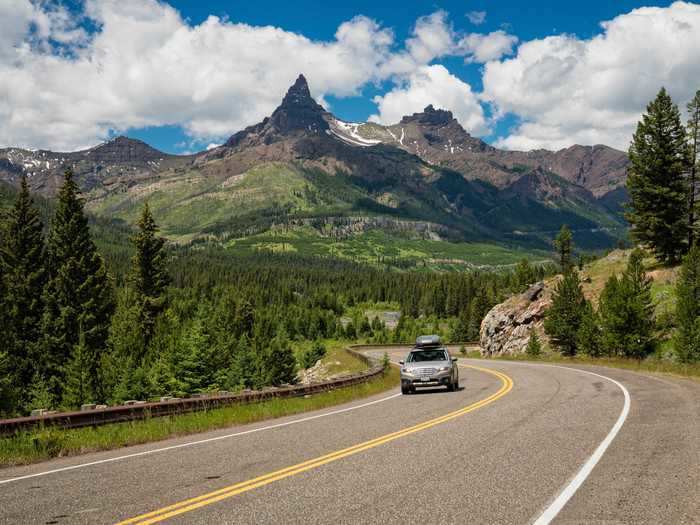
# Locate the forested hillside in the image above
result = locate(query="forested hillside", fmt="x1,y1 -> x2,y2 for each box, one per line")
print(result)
0,174 -> 553,417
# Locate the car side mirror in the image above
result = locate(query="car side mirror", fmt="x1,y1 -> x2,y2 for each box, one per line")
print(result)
451,357 -> 458,362
399,360 -> 404,365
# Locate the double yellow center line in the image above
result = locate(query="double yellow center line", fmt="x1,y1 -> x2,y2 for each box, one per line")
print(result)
117,365 -> 513,524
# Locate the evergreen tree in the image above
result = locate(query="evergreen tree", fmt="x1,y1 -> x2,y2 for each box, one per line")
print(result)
25,371 -> 53,412
553,225 -> 573,271
626,87 -> 690,262
576,302 -> 603,357
62,327 -> 92,408
688,90 -> 700,244
599,250 -> 655,359
674,244 -> 700,362
0,349 -> 16,416
1,175 -> 46,402
40,169 -> 114,403
255,329 -> 296,387
525,329 -> 542,357
515,258 -> 535,289
544,269 -> 588,356
131,203 -> 169,347
450,306 -> 470,342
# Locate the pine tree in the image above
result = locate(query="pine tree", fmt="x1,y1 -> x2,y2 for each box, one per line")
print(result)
255,329 -> 296,387
25,371 -> 53,412
576,302 -> 603,357
450,306 -> 470,342
553,225 -> 573,271
544,269 -> 588,356
41,169 -> 114,403
1,175 -> 46,401
674,244 -> 700,362
688,90 -> 700,244
525,329 -> 542,357
626,87 -> 690,262
62,327 -> 92,408
131,203 -> 169,347
599,250 -> 655,359
515,258 -> 535,289
0,349 -> 17,416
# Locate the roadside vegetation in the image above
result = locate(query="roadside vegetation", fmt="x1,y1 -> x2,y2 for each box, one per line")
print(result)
0,365 -> 399,467
538,88 -> 700,372
0,173 -> 554,418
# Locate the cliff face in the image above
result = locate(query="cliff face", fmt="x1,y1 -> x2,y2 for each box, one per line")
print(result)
479,282 -> 552,356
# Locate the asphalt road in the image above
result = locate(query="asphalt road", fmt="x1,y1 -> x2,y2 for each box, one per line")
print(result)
1,348 -> 698,524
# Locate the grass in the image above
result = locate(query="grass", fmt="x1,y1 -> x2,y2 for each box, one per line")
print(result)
484,351 -> 700,381
0,364 -> 399,468
292,339 -> 369,376
228,228 -> 547,271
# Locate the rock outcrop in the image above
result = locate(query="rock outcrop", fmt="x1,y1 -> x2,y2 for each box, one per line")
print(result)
480,281 -> 552,356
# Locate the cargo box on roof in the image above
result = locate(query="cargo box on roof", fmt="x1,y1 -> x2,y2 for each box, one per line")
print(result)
415,335 -> 441,348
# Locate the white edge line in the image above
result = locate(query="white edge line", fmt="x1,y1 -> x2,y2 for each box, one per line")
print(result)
494,361 -> 631,525
0,391 -> 401,486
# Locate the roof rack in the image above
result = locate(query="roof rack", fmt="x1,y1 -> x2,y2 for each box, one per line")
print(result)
415,335 -> 441,348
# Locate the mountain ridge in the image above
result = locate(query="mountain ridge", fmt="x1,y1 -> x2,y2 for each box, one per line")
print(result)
0,74 -> 628,253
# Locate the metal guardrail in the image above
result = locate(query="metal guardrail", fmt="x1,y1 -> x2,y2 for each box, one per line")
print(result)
0,350 -> 385,436
0,341 -> 479,436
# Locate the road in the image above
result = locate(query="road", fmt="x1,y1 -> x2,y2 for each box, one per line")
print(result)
1,347 -> 698,524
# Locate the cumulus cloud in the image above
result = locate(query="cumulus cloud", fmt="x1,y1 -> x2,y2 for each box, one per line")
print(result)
482,1 -> 700,151
466,11 -> 487,25
0,1 -> 497,151
0,0 -> 399,150
368,64 -> 488,134
458,30 -> 518,63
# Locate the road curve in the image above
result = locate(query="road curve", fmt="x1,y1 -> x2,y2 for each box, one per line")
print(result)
0,348 -> 698,524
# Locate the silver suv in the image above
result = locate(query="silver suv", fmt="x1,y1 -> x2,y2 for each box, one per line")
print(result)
399,336 -> 459,395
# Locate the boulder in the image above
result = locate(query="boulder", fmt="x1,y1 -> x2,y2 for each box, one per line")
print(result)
480,281 -> 552,356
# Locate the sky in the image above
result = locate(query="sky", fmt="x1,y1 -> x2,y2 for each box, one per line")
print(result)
1,0 -> 699,154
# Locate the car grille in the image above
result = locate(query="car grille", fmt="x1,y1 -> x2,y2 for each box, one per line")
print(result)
415,367 -> 437,376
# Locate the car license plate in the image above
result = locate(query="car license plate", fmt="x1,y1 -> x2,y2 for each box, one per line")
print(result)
420,377 -> 431,382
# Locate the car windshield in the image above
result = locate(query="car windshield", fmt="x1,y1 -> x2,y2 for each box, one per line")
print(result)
407,349 -> 449,362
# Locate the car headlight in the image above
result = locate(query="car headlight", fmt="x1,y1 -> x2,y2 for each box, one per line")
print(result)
437,366 -> 450,372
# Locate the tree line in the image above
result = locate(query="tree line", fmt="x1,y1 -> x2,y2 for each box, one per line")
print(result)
542,86 -> 700,364
545,224 -> 700,364
0,173 -> 551,416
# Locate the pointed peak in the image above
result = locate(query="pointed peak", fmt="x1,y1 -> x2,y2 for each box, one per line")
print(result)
281,73 -> 313,104
293,74 -> 309,90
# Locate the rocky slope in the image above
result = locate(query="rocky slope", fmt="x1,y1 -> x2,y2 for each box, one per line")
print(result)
479,250 -> 680,356
333,104 -> 628,198
480,281 -> 552,356
0,137 -> 192,196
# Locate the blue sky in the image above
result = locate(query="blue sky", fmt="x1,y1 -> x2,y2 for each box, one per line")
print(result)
134,0 -> 676,153
2,1 -> 698,154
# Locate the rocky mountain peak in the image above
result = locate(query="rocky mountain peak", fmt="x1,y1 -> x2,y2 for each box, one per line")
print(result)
400,105 -> 455,127
269,74 -> 329,133
88,135 -> 166,162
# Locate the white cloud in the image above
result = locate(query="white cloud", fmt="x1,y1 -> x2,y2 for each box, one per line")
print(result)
466,11 -> 487,25
458,31 -> 518,63
482,1 -> 700,151
0,0 -> 399,150
405,11 -> 454,64
368,64 -> 488,135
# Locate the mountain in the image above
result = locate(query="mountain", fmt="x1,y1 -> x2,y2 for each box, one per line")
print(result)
0,136 -> 192,195
329,104 -> 628,198
0,74 -> 629,264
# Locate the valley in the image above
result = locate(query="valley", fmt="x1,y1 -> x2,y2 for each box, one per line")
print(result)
0,75 -> 630,268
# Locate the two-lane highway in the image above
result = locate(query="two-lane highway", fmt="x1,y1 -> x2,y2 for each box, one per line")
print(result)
1,349 -> 698,524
